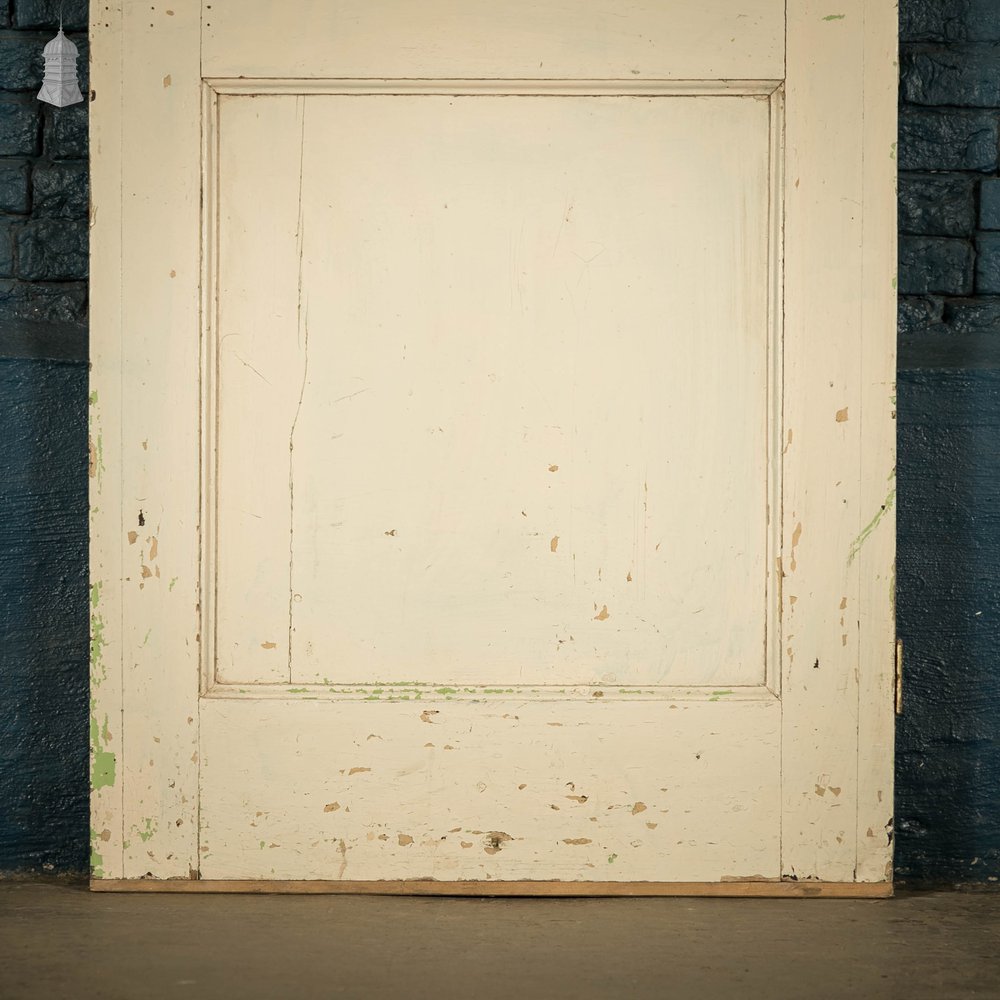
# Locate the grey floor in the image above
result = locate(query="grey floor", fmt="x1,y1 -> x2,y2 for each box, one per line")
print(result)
1,883 -> 998,999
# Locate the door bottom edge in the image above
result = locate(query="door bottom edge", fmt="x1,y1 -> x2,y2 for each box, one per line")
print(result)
89,879 -> 893,898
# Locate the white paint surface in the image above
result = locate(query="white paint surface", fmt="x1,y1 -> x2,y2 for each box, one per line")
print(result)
214,93 -> 772,688
90,0 -> 896,887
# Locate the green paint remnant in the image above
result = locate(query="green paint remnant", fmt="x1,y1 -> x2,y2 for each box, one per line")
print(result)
848,487 -> 896,565
142,628 -> 152,648
823,13 -> 845,19
92,750 -> 116,790
92,747 -> 116,790
89,390 -> 98,405
90,827 -> 105,877
287,688 -> 308,694
259,840 -> 266,850
90,606 -> 107,685
435,687 -> 459,695
709,689 -> 734,702
608,853 -> 618,864
135,818 -> 157,843
90,580 -> 102,609
890,141 -> 897,161
482,688 -> 516,694
892,276 -> 897,289
618,689 -> 643,694
90,712 -> 116,790
168,577 -> 178,591
94,433 -> 104,486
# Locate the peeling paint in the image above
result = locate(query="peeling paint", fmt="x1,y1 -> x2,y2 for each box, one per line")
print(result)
790,522 -> 802,572
90,827 -> 104,878
134,818 -> 158,843
484,831 -> 513,855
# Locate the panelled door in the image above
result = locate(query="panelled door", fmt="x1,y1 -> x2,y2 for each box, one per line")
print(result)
89,1 -> 897,891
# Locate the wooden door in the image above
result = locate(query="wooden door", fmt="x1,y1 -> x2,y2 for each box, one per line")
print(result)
89,1 -> 897,893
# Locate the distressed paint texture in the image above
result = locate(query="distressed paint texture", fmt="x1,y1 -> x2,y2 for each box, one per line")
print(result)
0,358 -> 88,873
1,0 -> 997,887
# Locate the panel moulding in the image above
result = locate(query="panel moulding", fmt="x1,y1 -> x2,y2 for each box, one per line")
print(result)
199,80 -> 786,702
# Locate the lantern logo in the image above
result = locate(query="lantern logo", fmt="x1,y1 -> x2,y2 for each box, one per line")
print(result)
38,29 -> 84,108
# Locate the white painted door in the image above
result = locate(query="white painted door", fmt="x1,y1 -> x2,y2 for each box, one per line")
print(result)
89,1 -> 897,890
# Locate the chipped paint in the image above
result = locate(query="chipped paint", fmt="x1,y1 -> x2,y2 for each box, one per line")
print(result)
134,818 -> 158,843
90,711 -> 116,790
790,522 -> 802,572
90,828 -> 104,877
483,832 -> 513,855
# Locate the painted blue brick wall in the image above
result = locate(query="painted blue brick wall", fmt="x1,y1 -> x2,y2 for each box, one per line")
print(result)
1,1 -> 999,884
896,0 -> 1000,884
0,358 -> 88,873
0,0 -> 89,876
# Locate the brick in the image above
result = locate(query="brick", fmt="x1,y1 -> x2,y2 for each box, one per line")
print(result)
0,32 -> 44,91
898,109 -> 999,172
32,160 -> 87,219
975,234 -> 1000,293
0,277 -> 86,325
980,178 -> 1000,231
0,96 -> 40,156
69,32 -> 87,93
0,219 -> 15,278
0,159 -> 31,214
899,173 -> 976,237
13,0 -> 87,31
898,296 -> 946,336
899,235 -> 974,295
943,298 -> 1000,333
900,0 -> 1000,43
15,218 -> 87,280
901,44 -> 1000,107
45,103 -> 87,159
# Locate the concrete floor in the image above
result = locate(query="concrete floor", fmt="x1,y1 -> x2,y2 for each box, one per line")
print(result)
1,883 -> 998,999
